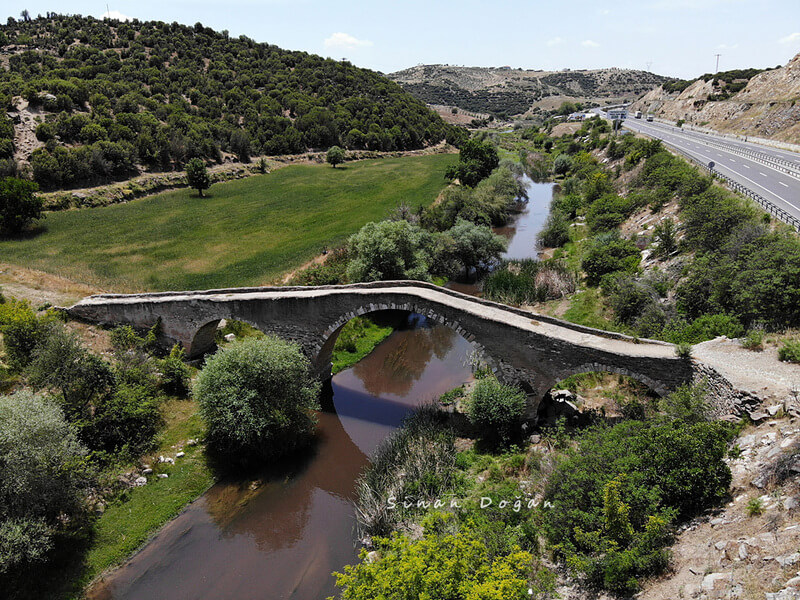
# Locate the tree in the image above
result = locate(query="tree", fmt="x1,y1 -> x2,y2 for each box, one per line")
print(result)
185,158 -> 211,197
553,154 -> 573,176
445,138 -> 500,187
326,145 -> 345,168
439,218 -> 506,279
194,337 -> 321,465
346,220 -> 433,282
0,177 -> 42,235
466,377 -> 527,447
581,236 -> 641,285
652,218 -> 677,257
0,391 -> 91,574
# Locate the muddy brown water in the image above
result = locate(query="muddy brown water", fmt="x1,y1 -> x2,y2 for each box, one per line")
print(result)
87,315 -> 475,600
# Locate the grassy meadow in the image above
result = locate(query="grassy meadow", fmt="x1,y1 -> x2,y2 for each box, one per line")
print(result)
1,154 -> 455,292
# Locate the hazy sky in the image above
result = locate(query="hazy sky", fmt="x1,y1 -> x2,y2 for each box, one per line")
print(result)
4,0 -> 799,78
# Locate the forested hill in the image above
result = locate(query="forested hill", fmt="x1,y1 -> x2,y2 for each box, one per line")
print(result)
0,14 -> 461,189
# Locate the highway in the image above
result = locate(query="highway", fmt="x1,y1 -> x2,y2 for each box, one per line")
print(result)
620,117 -> 800,226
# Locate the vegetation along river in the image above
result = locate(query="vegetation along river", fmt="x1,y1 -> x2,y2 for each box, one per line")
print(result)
88,179 -> 552,599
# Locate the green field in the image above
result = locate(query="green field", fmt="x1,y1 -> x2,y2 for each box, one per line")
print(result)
1,154 -> 455,292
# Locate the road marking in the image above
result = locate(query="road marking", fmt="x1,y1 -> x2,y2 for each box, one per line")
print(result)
780,182 -> 789,187
760,172 -> 768,177
730,159 -> 736,163
743,164 -> 750,169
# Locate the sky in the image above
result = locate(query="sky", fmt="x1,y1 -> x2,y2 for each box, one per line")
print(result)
5,0 -> 800,79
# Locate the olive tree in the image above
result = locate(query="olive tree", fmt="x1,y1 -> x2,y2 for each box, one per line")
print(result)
326,145 -> 345,168
185,158 -> 211,197
0,177 -> 42,235
194,337 -> 321,465
0,391 -> 91,573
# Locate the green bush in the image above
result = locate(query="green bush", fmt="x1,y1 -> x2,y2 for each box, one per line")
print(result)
740,329 -> 764,351
0,391 -> 91,574
346,220 -> 433,282
159,344 -> 192,397
658,382 -> 709,423
0,177 -> 42,235
466,377 -> 527,447
779,340 -> 800,364
445,138 -> 500,187
0,299 -> 52,372
581,236 -> 641,286
194,336 -> 321,465
543,419 -> 733,593
537,210 -> 570,248
334,513 -> 553,600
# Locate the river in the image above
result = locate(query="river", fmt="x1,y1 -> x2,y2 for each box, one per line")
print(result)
87,180 -> 553,600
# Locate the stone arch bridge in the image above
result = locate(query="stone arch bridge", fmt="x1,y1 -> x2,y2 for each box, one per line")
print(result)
66,281 -> 748,417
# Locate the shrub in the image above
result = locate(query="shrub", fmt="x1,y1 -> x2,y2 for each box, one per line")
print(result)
483,260 -> 576,305
194,336 -> 321,465
537,210 -> 570,248
0,299 -> 51,371
0,391 -> 91,574
658,382 -> 709,423
466,377 -> 527,447
159,344 -> 192,396
581,236 -> 641,285
746,498 -> 764,517
543,419 -> 733,593
740,329 -> 764,351
553,153 -> 573,176
779,340 -> 800,364
674,342 -> 692,358
334,513 -> 553,600
0,177 -> 42,235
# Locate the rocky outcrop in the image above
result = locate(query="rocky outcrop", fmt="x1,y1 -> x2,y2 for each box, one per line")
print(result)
631,52 -> 800,143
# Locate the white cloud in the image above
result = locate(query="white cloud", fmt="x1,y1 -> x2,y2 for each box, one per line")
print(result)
716,43 -> 739,50
102,10 -> 133,21
546,37 -> 564,47
779,32 -> 800,45
324,32 -> 373,51
581,40 -> 600,48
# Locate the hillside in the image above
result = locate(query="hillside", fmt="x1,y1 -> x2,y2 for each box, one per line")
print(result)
630,55 -> 800,142
0,14 -> 460,190
388,64 -> 669,117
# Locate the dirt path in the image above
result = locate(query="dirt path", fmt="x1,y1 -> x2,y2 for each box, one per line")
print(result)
0,262 -> 103,307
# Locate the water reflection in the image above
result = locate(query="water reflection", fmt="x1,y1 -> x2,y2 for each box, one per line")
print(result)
87,316 -> 474,600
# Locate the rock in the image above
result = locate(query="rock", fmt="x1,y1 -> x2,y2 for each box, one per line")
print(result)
176,451 -> 185,458
714,540 -> 727,550
785,576 -> 800,589
142,468 -> 153,475
701,572 -> 730,592
776,553 -> 800,567
157,473 -> 169,479
364,551 -> 380,563
187,439 -> 198,446
224,333 -> 236,342
159,456 -> 175,464
550,389 -> 575,401
763,432 -> 778,445
738,543 -> 749,560
768,404 -> 785,416
749,411 -> 769,422
738,434 -> 756,449
781,437 -> 797,449
785,497 -> 799,511
528,434 -> 541,444
134,476 -> 147,487
217,319 -> 228,329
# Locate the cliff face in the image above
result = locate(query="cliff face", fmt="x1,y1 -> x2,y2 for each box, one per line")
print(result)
631,53 -> 800,143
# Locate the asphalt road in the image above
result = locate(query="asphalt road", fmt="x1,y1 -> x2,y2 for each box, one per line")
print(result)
620,118 -> 800,223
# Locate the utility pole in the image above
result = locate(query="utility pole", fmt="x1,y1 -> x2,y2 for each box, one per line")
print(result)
645,61 -> 653,72
714,54 -> 721,73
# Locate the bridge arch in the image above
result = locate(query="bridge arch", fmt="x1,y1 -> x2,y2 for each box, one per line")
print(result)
549,362 -> 671,398
311,302 -> 498,380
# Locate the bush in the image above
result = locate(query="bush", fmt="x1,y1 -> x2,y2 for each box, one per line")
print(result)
740,329 -> 764,351
779,340 -> 800,364
537,210 -> 570,248
334,513 -> 552,600
658,382 -> 709,423
194,336 -> 321,465
543,419 -> 733,593
0,300 -> 52,372
581,236 -> 641,285
435,219 -> 506,279
0,391 -> 91,574
466,377 -> 527,447
159,344 -> 192,396
553,153 -> 573,176
0,177 -> 42,235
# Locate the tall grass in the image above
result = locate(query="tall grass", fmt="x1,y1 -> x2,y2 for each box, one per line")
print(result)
483,259 -> 576,306
355,405 -> 456,537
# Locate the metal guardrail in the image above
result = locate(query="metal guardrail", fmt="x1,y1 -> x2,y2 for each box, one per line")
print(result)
646,135 -> 800,232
